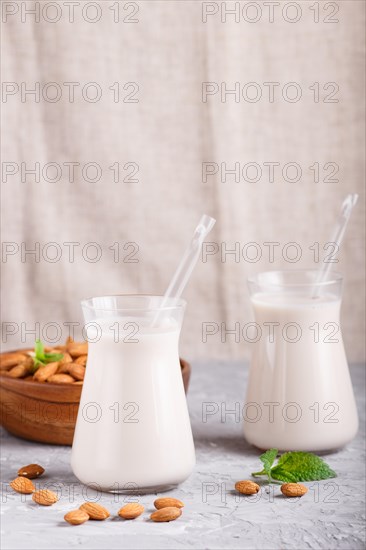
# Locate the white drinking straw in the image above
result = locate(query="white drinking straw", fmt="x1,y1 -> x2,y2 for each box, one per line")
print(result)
313,193 -> 358,296
152,214 -> 216,325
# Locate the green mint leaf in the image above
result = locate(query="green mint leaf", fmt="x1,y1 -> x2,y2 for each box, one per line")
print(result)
251,449 -> 337,484
44,352 -> 64,362
259,448 -> 278,476
34,339 -> 46,361
271,452 -> 337,482
31,357 -> 45,373
32,340 -> 63,372
270,468 -> 298,483
251,469 -> 266,478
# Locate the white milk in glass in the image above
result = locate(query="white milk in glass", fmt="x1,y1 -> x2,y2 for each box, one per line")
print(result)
71,296 -> 195,493
243,271 -> 358,452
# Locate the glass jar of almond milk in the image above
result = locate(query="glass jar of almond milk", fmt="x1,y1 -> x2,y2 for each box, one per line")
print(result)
71,295 -> 195,493
243,270 -> 358,452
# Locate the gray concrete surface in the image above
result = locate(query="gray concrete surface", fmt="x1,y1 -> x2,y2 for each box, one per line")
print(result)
1,361 -> 365,550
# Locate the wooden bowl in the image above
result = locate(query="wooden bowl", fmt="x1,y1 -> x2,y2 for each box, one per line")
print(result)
0,355 -> 191,446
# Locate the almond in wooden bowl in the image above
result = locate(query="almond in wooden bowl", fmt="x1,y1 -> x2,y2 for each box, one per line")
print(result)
33,362 -> 59,382
67,343 -> 88,358
0,353 -> 28,371
68,364 -> 85,381
47,374 -> 75,384
7,359 -> 33,379
74,355 -> 87,367
0,344 -> 191,445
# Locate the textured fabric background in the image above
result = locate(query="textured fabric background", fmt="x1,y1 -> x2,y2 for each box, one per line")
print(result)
1,1 -> 365,362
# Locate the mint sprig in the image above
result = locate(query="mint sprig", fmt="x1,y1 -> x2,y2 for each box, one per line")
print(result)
32,339 -> 64,372
257,448 -> 278,481
252,449 -> 336,483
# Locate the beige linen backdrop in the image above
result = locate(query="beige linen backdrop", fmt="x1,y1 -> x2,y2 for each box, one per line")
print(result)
1,1 -> 365,362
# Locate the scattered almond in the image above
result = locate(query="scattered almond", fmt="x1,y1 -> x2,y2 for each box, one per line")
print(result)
235,480 -> 260,495
79,502 -> 110,520
281,483 -> 308,497
150,507 -> 182,522
32,489 -> 58,506
33,362 -> 59,382
47,374 -> 75,384
10,476 -> 35,494
154,497 -> 184,510
68,363 -> 85,381
64,509 -> 90,525
118,503 -> 144,519
0,353 -> 27,371
18,464 -> 45,479
68,343 -> 88,358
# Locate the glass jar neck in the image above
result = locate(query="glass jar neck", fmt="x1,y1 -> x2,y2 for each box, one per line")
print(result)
248,270 -> 343,300
81,295 -> 186,327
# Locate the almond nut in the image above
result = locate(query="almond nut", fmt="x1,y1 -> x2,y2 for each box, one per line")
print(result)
8,356 -> 33,376
74,355 -> 87,367
79,502 -> 110,520
68,363 -> 85,381
32,489 -> 58,505
56,362 -> 71,374
33,362 -> 59,382
21,356 -> 34,367
68,342 -> 88,358
150,507 -> 182,522
47,373 -> 75,384
10,476 -> 35,494
118,503 -> 144,519
154,497 -> 184,510
0,353 -> 27,371
8,362 -> 32,378
59,352 -> 73,365
235,480 -> 260,495
281,483 -> 308,497
64,509 -> 90,525
18,464 -> 45,479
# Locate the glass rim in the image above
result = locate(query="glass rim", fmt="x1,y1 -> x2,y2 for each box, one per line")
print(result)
80,294 -> 187,313
247,269 -> 343,287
